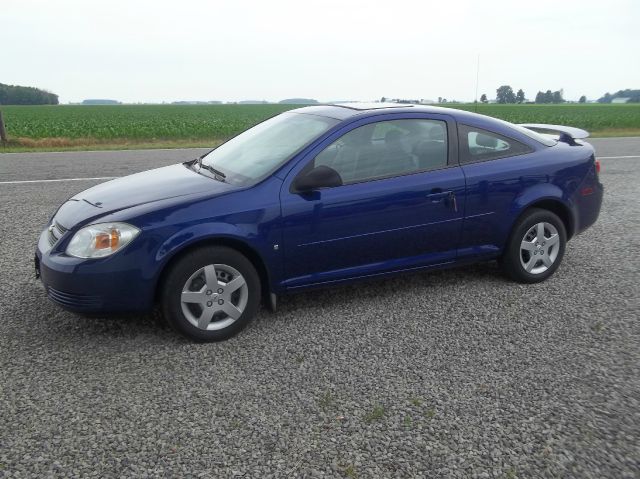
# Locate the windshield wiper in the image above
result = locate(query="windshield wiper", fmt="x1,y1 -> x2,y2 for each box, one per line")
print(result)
199,162 -> 227,181
184,155 -> 202,168
184,153 -> 226,181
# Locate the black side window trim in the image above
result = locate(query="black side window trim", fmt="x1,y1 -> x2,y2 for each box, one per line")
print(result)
325,161 -> 458,189
457,123 -> 534,165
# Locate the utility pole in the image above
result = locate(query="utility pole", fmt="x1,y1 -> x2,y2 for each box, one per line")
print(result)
0,110 -> 7,146
474,54 -> 480,112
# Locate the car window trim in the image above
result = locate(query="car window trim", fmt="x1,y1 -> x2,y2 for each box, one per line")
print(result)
287,113 -> 458,192
323,161 -> 458,189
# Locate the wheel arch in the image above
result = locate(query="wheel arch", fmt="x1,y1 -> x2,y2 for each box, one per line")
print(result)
514,198 -> 575,240
153,236 -> 272,306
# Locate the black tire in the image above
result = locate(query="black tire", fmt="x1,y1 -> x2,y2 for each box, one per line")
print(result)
161,246 -> 261,342
500,208 -> 567,283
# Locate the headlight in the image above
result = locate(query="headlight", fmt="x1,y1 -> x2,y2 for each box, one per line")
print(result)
66,222 -> 140,258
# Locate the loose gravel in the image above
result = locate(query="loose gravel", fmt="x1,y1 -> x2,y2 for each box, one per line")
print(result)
0,148 -> 638,478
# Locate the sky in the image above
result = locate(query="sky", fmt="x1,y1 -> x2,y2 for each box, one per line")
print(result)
2,0 -> 639,103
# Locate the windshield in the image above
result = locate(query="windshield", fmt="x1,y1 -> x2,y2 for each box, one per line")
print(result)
200,112 -> 340,186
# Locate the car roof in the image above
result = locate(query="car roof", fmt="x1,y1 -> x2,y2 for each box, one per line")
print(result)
293,103 -> 488,123
291,103 -> 553,148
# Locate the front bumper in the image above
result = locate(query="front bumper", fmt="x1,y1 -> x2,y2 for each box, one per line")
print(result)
35,229 -> 156,314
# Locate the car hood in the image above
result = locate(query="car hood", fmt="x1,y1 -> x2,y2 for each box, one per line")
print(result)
54,163 -> 236,229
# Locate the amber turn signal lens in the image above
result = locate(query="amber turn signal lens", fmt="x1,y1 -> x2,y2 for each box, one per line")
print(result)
94,230 -> 120,250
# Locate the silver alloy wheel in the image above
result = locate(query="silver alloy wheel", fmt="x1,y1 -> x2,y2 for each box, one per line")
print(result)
180,264 -> 248,331
519,222 -> 560,274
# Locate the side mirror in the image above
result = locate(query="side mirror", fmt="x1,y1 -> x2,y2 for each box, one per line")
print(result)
292,165 -> 343,193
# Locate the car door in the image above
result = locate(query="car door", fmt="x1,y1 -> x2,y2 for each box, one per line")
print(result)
278,114 -> 466,289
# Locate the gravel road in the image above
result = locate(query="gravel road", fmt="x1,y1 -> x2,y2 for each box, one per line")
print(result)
0,140 -> 638,478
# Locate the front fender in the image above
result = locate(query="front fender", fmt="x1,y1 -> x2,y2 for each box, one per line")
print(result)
155,222 -> 255,263
151,220 -> 282,295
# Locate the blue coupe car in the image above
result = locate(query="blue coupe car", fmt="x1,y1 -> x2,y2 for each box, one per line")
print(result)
36,104 -> 603,341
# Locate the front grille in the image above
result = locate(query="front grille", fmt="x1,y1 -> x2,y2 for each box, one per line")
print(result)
47,220 -> 68,247
47,287 -> 102,310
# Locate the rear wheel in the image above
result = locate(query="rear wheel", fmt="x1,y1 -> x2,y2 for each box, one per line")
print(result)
501,208 -> 567,283
161,246 -> 261,341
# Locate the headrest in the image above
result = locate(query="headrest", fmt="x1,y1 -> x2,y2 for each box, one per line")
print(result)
475,133 -> 498,148
429,126 -> 445,141
385,130 -> 403,144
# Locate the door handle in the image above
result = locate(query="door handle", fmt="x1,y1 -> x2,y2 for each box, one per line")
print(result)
426,189 -> 458,212
448,191 -> 458,212
426,188 -> 448,202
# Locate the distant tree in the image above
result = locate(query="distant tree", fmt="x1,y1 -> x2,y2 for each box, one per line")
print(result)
480,93 -> 488,103
437,96 -> 442,103
516,89 -> 525,104
598,89 -> 640,103
534,91 -> 545,103
278,98 -> 319,104
82,99 -> 120,105
598,92 -> 612,103
441,98 -> 447,103
496,85 -> 516,104
579,95 -> 587,103
544,90 -> 554,103
380,97 -> 386,102
0,82 -> 58,105
552,90 -> 564,103
619,89 -> 640,102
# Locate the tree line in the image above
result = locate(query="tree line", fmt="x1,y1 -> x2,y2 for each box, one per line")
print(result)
484,86 -> 568,104
597,89 -> 640,103
0,83 -> 59,105
483,86 -> 639,104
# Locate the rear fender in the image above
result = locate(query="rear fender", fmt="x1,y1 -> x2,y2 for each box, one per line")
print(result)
509,183 -> 576,238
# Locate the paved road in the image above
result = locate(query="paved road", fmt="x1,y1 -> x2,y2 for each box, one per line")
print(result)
0,140 -> 638,477
1,137 -> 638,183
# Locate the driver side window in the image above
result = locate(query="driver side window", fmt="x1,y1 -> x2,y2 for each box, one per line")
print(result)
314,119 -> 448,185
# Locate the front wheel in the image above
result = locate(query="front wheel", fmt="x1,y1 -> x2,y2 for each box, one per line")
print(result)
161,246 -> 261,341
501,208 -> 567,283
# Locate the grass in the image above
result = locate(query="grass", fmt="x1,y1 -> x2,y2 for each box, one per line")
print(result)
403,415 -> 412,427
341,463 -> 357,478
0,138 -> 220,153
318,390 -> 334,410
424,408 -> 436,419
363,404 -> 385,423
0,104 -> 295,152
439,103 -> 640,132
1,103 -> 639,153
505,467 -> 518,479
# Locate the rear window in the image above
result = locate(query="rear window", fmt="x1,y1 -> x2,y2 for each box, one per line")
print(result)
493,119 -> 557,147
458,124 -> 533,164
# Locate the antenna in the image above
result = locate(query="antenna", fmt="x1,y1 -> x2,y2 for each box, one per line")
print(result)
474,54 -> 480,112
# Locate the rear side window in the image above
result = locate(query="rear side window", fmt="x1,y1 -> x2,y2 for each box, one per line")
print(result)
314,119 -> 448,185
458,124 -> 533,164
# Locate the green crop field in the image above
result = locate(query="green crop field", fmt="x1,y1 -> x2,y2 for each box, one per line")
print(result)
1,103 -> 639,152
440,103 -> 640,132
